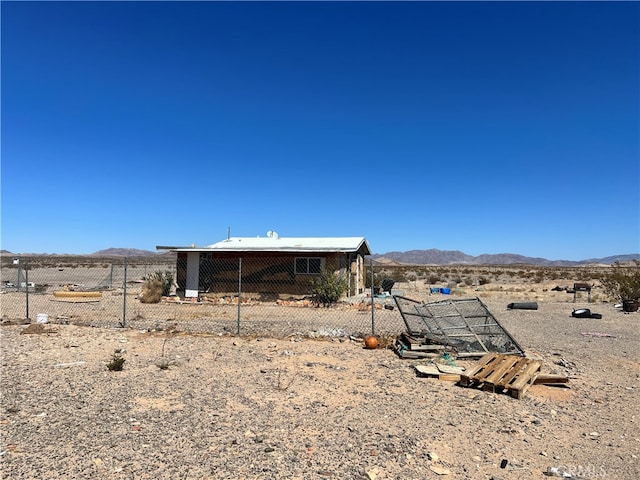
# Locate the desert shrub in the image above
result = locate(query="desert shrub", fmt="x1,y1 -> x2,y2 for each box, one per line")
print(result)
478,276 -> 490,285
312,270 -> 348,304
600,261 -> 640,302
141,270 -> 173,303
364,271 -> 383,289
140,279 -> 164,303
389,270 -> 409,282
107,350 -> 125,371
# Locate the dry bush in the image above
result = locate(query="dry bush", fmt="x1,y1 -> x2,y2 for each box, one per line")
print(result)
140,279 -> 163,303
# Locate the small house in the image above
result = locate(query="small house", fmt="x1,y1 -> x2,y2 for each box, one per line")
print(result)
157,235 -> 371,299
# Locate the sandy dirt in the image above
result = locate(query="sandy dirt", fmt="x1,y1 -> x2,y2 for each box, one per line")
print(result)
1,283 -> 639,479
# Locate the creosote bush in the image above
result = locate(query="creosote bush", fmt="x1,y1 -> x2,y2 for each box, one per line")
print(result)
600,261 -> 640,302
312,270 -> 348,304
107,350 -> 125,371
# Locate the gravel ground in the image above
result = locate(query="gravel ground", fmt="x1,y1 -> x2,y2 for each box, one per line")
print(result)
1,296 -> 638,479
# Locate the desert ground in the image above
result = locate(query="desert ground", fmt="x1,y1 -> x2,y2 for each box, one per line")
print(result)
1,266 -> 639,479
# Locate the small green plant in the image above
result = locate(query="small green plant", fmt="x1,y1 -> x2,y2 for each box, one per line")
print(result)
600,261 -> 640,302
312,269 -> 348,304
107,350 -> 125,371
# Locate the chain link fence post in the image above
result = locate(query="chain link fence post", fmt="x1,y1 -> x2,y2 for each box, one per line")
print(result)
25,257 -> 30,321
370,257 -> 375,335
122,257 -> 128,328
237,258 -> 242,335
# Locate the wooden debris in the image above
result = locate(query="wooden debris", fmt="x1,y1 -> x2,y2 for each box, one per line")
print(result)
460,353 -> 543,399
415,363 -> 465,382
53,291 -> 102,298
533,373 -> 569,385
398,333 -> 447,351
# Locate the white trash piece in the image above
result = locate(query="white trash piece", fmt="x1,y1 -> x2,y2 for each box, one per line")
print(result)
36,313 -> 49,324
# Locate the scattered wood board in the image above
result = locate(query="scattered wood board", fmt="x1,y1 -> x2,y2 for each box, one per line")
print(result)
460,353 -> 543,399
533,373 -> 569,385
52,298 -> 101,303
53,291 -> 103,298
415,365 -> 461,382
398,333 -> 447,351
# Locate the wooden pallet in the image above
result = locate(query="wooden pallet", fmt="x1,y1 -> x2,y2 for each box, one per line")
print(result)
459,353 -> 542,399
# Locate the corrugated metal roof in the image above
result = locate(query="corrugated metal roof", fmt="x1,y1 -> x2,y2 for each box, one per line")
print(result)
161,237 -> 370,254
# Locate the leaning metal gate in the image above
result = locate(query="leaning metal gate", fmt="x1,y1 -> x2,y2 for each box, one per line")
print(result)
392,296 -> 525,356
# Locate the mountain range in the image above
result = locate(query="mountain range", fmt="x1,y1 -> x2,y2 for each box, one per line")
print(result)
3,248 -> 637,266
370,249 -> 639,266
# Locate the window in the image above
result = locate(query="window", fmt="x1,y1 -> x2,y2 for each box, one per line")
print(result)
295,257 -> 324,274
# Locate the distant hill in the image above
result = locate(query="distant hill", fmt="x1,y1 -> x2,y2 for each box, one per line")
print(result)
370,249 -> 640,266
3,247 -> 638,266
91,248 -> 160,257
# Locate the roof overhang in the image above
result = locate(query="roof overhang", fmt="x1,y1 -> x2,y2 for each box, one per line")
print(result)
156,237 -> 371,256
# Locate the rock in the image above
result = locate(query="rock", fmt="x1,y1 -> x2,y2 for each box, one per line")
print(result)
366,467 -> 380,479
429,465 -> 451,475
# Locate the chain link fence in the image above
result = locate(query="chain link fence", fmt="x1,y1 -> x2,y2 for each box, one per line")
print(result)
1,256 -> 414,338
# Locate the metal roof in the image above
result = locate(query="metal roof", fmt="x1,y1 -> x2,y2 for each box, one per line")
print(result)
158,237 -> 371,255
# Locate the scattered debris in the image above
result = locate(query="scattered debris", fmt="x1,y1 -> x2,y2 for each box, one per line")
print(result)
571,308 -> 602,319
415,363 -> 465,382
53,291 -> 103,298
53,361 -> 86,368
622,300 -> 639,312
394,332 -> 448,359
533,373 -> 570,386
393,296 -> 525,357
364,335 -> 379,349
507,302 -> 538,310
545,466 -> 574,477
429,464 -> 451,475
580,331 -> 615,338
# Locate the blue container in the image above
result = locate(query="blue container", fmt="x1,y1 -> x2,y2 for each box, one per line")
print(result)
440,287 -> 451,295
430,287 -> 440,293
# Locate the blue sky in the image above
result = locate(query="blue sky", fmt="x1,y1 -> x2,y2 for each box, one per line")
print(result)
2,1 -> 638,260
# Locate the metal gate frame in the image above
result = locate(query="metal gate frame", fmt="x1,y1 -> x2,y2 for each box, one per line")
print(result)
393,296 -> 525,356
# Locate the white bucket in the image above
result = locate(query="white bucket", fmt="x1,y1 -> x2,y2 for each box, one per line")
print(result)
36,313 -> 49,324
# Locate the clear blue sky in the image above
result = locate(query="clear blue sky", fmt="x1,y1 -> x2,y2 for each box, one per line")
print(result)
2,1 -> 638,260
